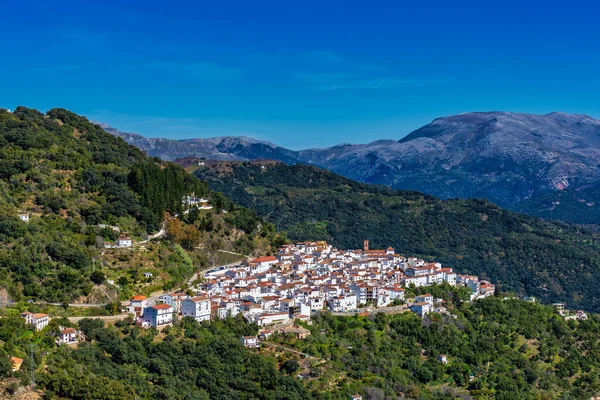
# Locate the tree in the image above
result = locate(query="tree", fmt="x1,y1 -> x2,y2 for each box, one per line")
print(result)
117,276 -> 129,287
166,218 -> 185,244
0,351 -> 12,378
280,359 -> 300,374
182,225 -> 201,250
90,270 -> 106,284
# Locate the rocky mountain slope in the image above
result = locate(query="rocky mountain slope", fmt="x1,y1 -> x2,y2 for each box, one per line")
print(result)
300,112 -> 600,208
100,123 -> 300,163
103,112 -> 600,224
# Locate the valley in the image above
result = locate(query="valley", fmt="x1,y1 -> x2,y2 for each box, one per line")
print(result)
3,107 -> 600,399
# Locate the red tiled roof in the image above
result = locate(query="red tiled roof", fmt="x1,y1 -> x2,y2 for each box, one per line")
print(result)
151,303 -> 173,310
251,256 -> 278,263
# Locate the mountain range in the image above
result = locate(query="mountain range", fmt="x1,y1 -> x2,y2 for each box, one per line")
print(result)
102,111 -> 600,225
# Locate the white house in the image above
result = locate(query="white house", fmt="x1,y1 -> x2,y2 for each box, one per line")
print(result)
181,296 -> 211,322
389,285 -> 405,301
127,295 -> 148,317
21,312 -> 49,330
159,292 -> 188,314
327,295 -> 357,312
217,302 -> 240,319
308,296 -> 325,311
438,354 -> 449,364
575,310 -> 588,320
279,298 -> 295,313
56,327 -> 83,345
241,336 -> 259,348
18,213 -> 29,223
458,275 -> 480,292
410,302 -> 432,318
182,193 -> 209,208
118,235 -> 133,248
10,357 -> 23,372
415,294 -> 434,305
250,256 -> 279,270
469,280 -> 496,301
403,275 -> 429,288
139,304 -> 173,328
441,268 -> 457,286
247,312 -> 290,326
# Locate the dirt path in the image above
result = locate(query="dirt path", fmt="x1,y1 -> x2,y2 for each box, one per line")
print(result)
67,314 -> 129,324
139,219 -> 167,243
261,342 -> 315,359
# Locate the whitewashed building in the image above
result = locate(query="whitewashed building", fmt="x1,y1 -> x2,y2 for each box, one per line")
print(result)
181,296 -> 211,322
21,312 -> 49,330
139,304 -> 173,328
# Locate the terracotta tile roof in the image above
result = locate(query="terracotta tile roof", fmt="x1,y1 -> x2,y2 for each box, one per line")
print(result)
251,256 -> 278,263
151,303 -> 173,310
10,357 -> 23,371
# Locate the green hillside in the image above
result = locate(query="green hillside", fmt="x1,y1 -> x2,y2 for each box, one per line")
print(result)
5,296 -> 600,399
193,161 -> 600,311
0,107 -> 282,303
515,185 -> 600,227
278,296 -> 600,400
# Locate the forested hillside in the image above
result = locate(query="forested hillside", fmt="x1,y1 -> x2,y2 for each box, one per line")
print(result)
278,296 -> 600,400
0,107 -> 282,303
514,184 -> 600,227
193,161 -> 600,311
5,296 -> 600,399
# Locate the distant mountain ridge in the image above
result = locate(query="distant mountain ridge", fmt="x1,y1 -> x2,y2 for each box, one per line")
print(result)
100,123 -> 300,163
101,111 -> 600,225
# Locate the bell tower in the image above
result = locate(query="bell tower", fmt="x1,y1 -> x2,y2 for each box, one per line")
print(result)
363,239 -> 369,251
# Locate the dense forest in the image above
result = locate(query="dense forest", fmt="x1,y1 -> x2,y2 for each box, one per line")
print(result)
3,295 -> 600,399
0,107 -> 281,302
193,161 -> 600,311
515,184 -> 600,227
274,296 -> 600,400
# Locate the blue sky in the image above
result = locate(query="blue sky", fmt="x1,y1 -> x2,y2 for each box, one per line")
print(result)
2,0 -> 600,149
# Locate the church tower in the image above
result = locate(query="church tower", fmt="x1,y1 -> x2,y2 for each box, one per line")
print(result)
363,239 -> 369,251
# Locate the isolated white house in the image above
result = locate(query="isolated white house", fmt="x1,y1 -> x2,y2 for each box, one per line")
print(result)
118,236 -> 133,248
56,327 -> 83,345
241,336 -> 259,348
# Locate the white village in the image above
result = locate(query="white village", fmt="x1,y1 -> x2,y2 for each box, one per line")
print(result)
123,239 -> 502,345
